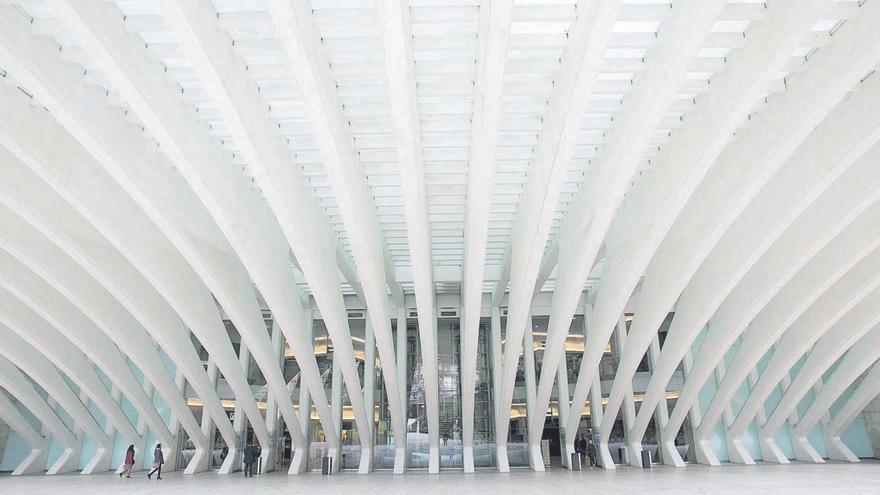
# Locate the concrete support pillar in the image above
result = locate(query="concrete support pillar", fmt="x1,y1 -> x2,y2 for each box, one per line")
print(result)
395,307 -> 408,471
631,333 -> 669,467
262,318 -> 285,474
360,315 -> 376,473
524,314 -> 540,470
490,307 -> 509,471
599,316 -> 635,470
330,353 -> 343,473
692,361 -> 730,466
226,344 -> 251,475
44,397 -> 80,475
556,342 -> 570,468
861,396 -> 880,458
565,306 -> 596,468
297,309 -> 314,471
202,359 -> 222,473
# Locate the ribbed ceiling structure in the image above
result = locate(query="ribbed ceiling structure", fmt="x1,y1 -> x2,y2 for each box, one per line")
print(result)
1,0 -> 880,478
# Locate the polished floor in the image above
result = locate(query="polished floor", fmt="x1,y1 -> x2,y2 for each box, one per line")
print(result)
2,462 -> 879,494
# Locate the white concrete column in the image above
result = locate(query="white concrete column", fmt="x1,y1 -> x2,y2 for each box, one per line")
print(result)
556,342 -> 571,468
203,359 -> 222,473
298,310 -> 314,471
630,333 -> 669,467
330,354 -> 343,473
524,314 -> 540,470
396,309 -> 407,418
490,307 -> 508,471
227,344 -> 252,475
262,319 -> 285,473
395,307 -> 408,472
360,315 -> 376,473
600,316 -> 636,469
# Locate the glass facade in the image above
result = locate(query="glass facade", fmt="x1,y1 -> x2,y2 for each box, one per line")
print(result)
0,304 -> 875,475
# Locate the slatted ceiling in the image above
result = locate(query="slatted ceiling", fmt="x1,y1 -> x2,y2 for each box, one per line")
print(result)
4,1 -> 849,301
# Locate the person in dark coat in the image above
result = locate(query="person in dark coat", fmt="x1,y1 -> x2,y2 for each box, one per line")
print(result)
243,442 -> 255,477
147,443 -> 164,480
580,436 -> 589,464
119,444 -> 135,478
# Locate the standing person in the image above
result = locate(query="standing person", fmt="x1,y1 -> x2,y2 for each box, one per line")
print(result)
119,445 -> 135,478
578,435 -> 588,465
147,443 -> 164,480
243,442 -> 255,477
587,439 -> 596,468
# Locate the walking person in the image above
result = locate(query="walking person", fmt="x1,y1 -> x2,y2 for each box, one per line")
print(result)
243,442 -> 255,477
147,443 -> 164,480
119,445 -> 135,478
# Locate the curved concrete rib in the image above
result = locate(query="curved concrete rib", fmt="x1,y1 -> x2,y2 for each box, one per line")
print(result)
0,390 -> 48,475
653,69 -> 880,470
600,79 -> 880,469
0,358 -> 80,474
265,0 -> 409,471
0,88 -> 267,476
0,336 -> 111,474
0,127 -> 266,466
0,202 -> 202,461
562,0 -> 838,468
648,141 -> 880,467
596,5 -> 880,468
792,334 -> 880,462
0,284 -> 142,446
726,269 -> 880,464
40,1 -> 345,472
689,144 -> 880,465
0,326 -> 119,473
0,6 -> 281,463
459,0 -> 513,473
0,3 -> 347,472
0,159 -> 228,473
761,321 -> 880,464
495,1 -> 622,471
535,1 -> 728,470
529,1 -> 726,469
0,252 -> 170,445
661,191 -> 880,466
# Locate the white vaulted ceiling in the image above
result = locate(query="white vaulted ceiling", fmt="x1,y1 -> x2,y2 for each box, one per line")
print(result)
1,0 -> 880,477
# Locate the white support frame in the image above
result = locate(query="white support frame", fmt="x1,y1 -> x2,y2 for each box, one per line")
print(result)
564,0 -> 840,469
0,337 -> 111,474
0,358 -> 81,475
532,1 -> 726,470
0,389 -> 48,475
495,1 -> 622,471
793,338 -> 880,462
0,267 -> 148,447
611,0 -> 880,467
459,0 -> 513,474
375,0 -> 441,472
